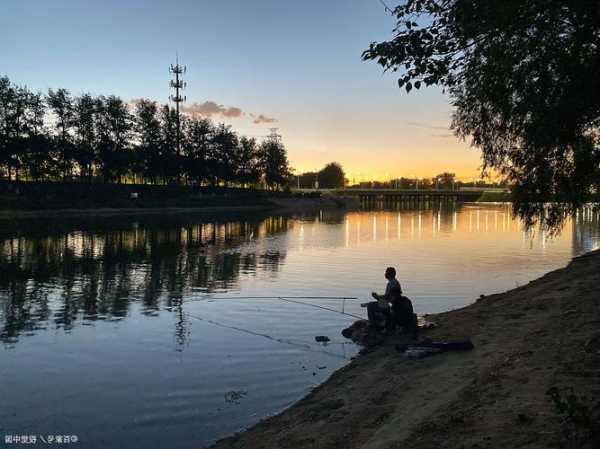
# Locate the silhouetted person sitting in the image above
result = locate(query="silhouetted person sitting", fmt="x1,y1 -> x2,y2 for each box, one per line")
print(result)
365,267 -> 402,331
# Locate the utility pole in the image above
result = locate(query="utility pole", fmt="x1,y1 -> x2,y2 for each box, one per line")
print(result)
267,127 -> 282,143
169,55 -> 187,161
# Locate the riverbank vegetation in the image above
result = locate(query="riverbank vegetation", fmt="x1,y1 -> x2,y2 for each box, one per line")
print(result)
364,1 -> 600,228
0,76 -> 290,189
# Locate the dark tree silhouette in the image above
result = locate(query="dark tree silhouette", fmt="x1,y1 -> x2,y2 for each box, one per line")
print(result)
0,81 -> 28,181
236,136 -> 261,186
296,171 -> 318,189
135,99 -> 162,183
47,88 -> 74,180
295,163 -> 346,189
96,96 -> 132,183
22,90 -> 51,181
211,123 -> 239,186
183,117 -> 212,184
433,172 -> 456,189
72,94 -> 97,182
0,76 -> 291,190
159,105 -> 180,183
0,77 -> 16,180
363,1 -> 600,227
318,162 -> 345,188
259,139 -> 290,189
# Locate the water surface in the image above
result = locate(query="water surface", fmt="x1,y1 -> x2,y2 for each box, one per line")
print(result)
1,204 -> 598,448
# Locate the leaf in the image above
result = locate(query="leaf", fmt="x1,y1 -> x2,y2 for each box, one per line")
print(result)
415,81 -> 421,89
405,82 -> 413,93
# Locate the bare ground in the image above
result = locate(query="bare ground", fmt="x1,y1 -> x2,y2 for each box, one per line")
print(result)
210,250 -> 600,449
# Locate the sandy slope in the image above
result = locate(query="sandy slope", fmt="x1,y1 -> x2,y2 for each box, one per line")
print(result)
210,250 -> 600,449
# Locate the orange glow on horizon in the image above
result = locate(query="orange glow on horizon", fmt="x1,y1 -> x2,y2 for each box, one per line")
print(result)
287,145 -> 486,182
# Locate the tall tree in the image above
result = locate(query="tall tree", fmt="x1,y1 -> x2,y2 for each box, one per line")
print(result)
0,77 -> 14,179
96,96 -> 132,183
72,94 -> 97,182
259,138 -> 290,189
159,105 -> 179,183
236,136 -> 261,187
211,123 -> 239,186
183,117 -> 213,184
0,79 -> 30,181
47,88 -> 74,180
135,99 -> 162,183
22,90 -> 51,181
363,0 -> 600,227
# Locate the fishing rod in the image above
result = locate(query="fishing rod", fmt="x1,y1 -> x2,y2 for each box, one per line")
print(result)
275,297 -> 364,320
204,295 -> 364,320
207,296 -> 358,300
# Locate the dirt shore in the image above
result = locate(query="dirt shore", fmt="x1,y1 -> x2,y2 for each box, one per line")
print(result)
210,250 -> 600,449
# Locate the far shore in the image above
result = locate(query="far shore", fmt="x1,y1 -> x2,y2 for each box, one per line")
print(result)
0,195 -> 361,221
210,250 -> 600,449
0,204 -> 277,221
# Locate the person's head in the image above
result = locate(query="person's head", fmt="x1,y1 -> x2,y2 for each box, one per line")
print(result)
384,267 -> 396,280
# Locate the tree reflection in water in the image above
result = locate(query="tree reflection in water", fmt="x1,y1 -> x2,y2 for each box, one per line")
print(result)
0,215 -> 292,346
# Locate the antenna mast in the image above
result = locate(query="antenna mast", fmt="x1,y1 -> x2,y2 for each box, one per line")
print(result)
267,127 -> 282,143
169,54 -> 187,159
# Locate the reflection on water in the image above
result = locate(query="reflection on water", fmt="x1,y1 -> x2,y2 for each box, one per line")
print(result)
0,216 -> 290,347
0,204 -> 599,449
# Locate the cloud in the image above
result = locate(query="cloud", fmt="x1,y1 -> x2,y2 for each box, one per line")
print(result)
128,98 -> 277,125
406,121 -> 450,131
181,101 -> 243,119
251,114 -> 277,124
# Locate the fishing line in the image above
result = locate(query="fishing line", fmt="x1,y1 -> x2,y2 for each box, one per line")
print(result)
184,311 -> 352,360
207,296 -> 358,300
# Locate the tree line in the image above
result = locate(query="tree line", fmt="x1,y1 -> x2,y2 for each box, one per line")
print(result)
0,76 -> 290,188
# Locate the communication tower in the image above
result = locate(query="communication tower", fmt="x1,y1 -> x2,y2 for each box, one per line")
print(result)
169,55 -> 187,157
267,128 -> 282,143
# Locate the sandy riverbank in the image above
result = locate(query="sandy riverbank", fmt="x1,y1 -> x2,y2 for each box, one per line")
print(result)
210,250 -> 600,449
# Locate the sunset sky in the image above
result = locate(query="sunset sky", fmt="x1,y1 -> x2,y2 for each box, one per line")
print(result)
2,0 -> 484,182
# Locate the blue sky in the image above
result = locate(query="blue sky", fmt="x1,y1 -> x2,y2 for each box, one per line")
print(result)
1,0 -> 481,180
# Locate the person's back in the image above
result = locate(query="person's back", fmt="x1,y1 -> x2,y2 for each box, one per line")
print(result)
391,295 -> 418,338
391,295 -> 413,326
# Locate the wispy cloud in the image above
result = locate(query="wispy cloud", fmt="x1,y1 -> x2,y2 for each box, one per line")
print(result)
181,101 -> 243,119
128,98 -> 277,125
406,121 -> 450,131
251,113 -> 277,124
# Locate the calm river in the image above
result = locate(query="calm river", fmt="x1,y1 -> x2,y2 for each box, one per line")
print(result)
1,204 -> 599,448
